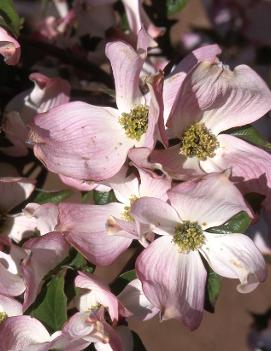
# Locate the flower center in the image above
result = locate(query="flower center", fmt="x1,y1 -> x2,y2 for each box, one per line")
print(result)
0,312 -> 7,324
179,122 -> 219,160
173,221 -> 205,252
119,105 -> 149,141
121,195 -> 139,222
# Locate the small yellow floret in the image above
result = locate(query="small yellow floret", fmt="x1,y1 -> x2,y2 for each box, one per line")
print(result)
119,105 -> 149,141
173,221 -> 205,252
0,312 -> 7,324
121,195 -> 139,222
180,122 -> 219,160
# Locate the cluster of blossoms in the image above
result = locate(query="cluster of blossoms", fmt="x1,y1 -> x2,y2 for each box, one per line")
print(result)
1,1 -> 271,350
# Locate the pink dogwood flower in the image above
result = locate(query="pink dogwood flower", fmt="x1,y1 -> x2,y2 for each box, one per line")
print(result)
29,33 -> 164,182
151,54 -> 271,204
57,167 -> 170,265
75,271 -> 130,322
131,172 -> 266,329
1,72 -> 70,157
53,272 -> 131,350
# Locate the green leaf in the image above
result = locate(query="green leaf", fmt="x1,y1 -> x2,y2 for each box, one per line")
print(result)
167,0 -> 189,16
31,274 -> 67,331
207,211 -> 251,234
132,331 -> 147,351
110,269 -> 137,295
81,191 -> 93,203
61,248 -> 95,272
227,125 -> 271,150
204,268 -> 221,313
68,251 -> 87,270
0,0 -> 23,37
93,190 -> 116,205
34,189 -> 73,204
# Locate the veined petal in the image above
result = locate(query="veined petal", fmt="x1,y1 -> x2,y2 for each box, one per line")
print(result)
58,202 -> 125,233
2,213 -> 37,243
25,203 -> 59,235
142,72 -> 167,149
163,72 -> 186,125
201,232 -> 267,293
138,168 -> 171,201
118,279 -> 159,321
150,144 -> 204,180
201,64 -> 271,134
0,294 -> 22,316
122,0 -> 163,41
105,41 -> 144,112
51,310 -> 110,350
58,203 -> 132,265
172,44 -> 222,75
29,102 -> 133,180
0,261 -> 25,297
0,315 -> 52,351
128,147 -> 167,178
75,272 -> 129,322
137,27 -> 157,53
22,232 -> 70,310
66,229 -> 132,267
164,44 -> 221,125
106,216 -> 138,239
136,236 -> 206,329
131,197 -> 179,236
200,134 -> 271,201
122,0 -> 142,39
0,27 -> 20,65
25,73 -> 70,116
107,166 -> 139,204
59,174 -> 96,191
0,177 -> 35,213
168,171 -> 252,229
168,61 -> 271,137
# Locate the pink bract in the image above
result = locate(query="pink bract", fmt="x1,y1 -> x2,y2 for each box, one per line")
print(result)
131,172 -> 266,329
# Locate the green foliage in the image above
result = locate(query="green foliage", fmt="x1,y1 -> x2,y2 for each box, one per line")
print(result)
93,189 -> 116,205
204,268 -> 222,313
81,191 -> 92,203
34,189 -> 73,204
132,331 -> 147,351
167,0 -> 189,16
0,0 -> 23,37
31,274 -> 67,331
227,125 -> 271,150
62,248 -> 95,273
207,211 -> 251,234
68,250 -> 88,270
110,269 -> 137,295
